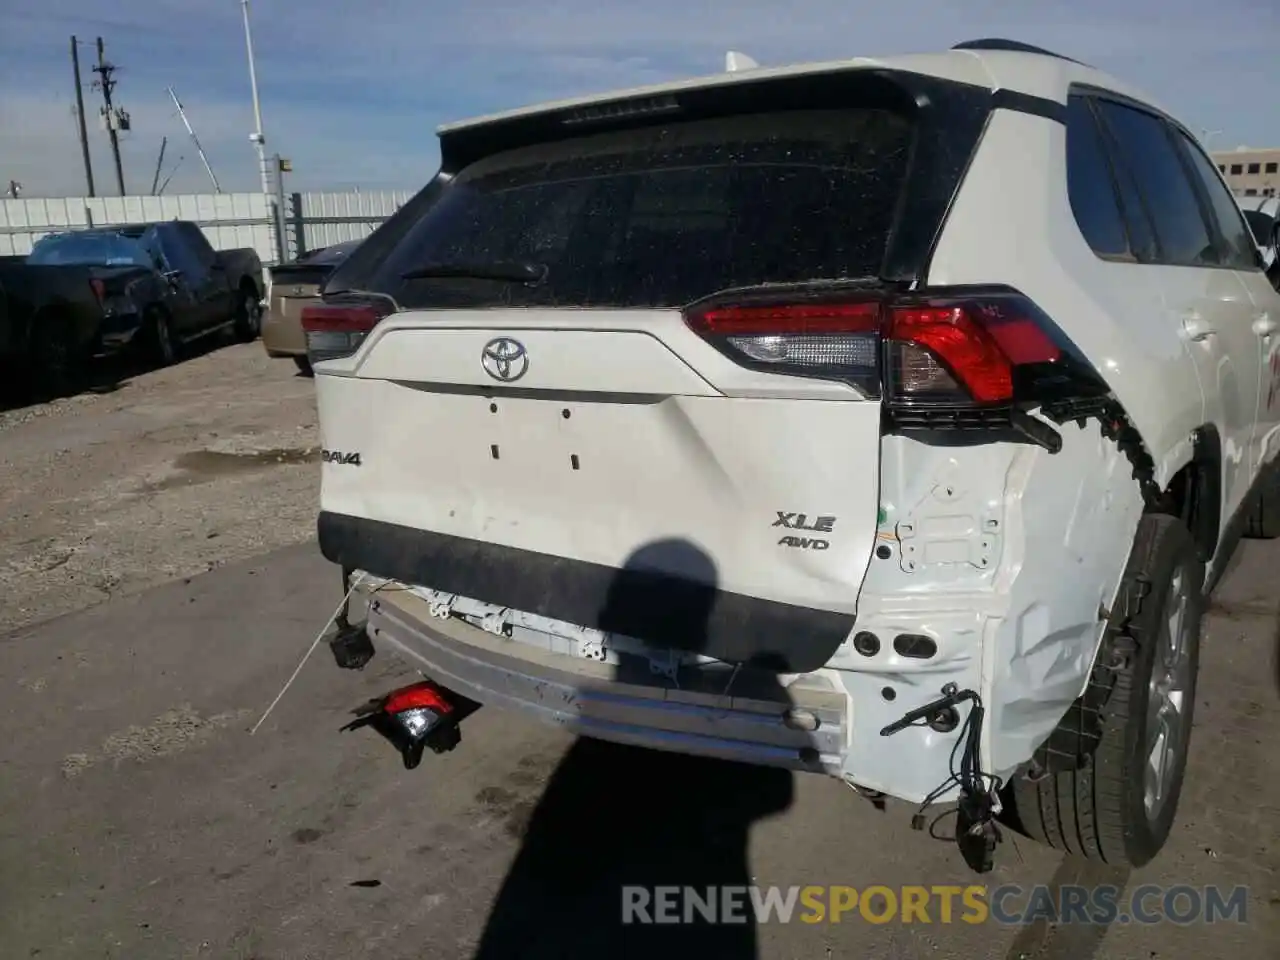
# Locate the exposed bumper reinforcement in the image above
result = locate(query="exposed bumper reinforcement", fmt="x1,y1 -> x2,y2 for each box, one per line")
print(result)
359,581 -> 851,775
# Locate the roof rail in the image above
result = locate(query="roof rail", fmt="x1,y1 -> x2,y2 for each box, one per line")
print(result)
951,38 -> 1087,66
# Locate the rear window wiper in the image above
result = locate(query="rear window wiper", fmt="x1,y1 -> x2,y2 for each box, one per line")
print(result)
400,260 -> 547,284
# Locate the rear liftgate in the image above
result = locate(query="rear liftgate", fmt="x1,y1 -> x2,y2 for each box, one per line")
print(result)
312,277 -> 1111,849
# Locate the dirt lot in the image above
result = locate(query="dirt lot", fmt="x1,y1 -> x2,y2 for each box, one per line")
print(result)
0,342 -> 321,634
0,344 -> 1276,959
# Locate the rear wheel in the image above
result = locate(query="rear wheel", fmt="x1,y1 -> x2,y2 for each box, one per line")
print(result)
145,307 -> 177,367
28,311 -> 80,399
233,287 -> 263,342
293,355 -> 313,377
1243,472 -> 1280,538
1009,513 -> 1203,867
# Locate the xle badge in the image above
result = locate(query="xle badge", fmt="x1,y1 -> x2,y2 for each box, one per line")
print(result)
774,511 -> 835,551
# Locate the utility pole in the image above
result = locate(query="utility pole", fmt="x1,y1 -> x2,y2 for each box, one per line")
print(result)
70,37 -> 95,197
241,0 -> 282,262
92,36 -> 127,196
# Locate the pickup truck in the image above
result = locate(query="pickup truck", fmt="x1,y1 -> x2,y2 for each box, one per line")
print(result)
0,257 -> 109,394
0,221 -> 265,394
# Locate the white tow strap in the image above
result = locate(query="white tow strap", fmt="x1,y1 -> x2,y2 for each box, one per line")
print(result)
250,571 -> 366,735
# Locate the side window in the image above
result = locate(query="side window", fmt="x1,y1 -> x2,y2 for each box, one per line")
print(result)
178,221 -> 216,267
1088,106 -> 1159,261
155,225 -> 208,283
1064,96 -> 1129,257
1172,128 -> 1261,270
1095,100 -> 1215,267
139,229 -> 166,272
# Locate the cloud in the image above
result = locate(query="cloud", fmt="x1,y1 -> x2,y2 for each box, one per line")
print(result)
1,0 -> 1275,197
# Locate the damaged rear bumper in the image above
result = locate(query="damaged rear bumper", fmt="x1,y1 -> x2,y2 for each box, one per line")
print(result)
356,578 -> 851,775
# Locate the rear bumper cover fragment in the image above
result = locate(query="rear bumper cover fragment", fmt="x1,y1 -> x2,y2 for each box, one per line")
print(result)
318,511 -> 856,673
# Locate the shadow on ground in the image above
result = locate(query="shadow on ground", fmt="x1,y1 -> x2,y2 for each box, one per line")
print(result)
0,329 -> 237,415
472,538 -> 797,959
472,740 -> 793,959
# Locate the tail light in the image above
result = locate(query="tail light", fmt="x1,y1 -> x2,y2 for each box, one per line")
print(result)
683,286 -> 1107,433
383,681 -> 455,737
381,680 -> 461,767
300,297 -> 394,363
89,277 -> 106,304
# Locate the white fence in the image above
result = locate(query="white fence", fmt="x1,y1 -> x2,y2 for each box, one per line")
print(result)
0,189 -> 411,265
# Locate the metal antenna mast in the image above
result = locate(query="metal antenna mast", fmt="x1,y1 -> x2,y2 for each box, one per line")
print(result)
241,0 -> 284,263
168,86 -> 222,193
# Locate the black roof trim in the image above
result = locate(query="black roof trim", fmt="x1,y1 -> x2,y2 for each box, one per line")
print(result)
992,88 -> 1066,125
952,38 -> 1088,67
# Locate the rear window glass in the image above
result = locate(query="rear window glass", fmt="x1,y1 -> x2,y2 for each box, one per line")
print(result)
370,109 -> 914,309
27,233 -> 151,268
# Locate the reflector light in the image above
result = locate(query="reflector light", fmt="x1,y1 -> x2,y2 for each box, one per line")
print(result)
893,343 -> 959,395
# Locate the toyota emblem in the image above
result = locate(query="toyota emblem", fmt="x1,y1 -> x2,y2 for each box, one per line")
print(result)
481,337 -> 529,382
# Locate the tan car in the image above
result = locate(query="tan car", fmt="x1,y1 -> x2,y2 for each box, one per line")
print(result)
262,238 -> 363,375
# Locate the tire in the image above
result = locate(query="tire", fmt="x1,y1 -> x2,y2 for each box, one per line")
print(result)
145,307 -> 177,367
1009,513 -> 1203,868
293,355 -> 313,377
233,287 -> 263,342
1243,471 -> 1280,538
28,312 -> 79,399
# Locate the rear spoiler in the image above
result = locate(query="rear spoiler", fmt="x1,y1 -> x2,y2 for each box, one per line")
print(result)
268,261 -> 337,282
436,64 -> 929,171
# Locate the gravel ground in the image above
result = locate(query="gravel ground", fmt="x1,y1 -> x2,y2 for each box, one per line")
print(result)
0,341 -> 322,634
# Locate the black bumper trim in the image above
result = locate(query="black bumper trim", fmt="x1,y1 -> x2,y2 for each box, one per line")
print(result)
317,511 -> 854,673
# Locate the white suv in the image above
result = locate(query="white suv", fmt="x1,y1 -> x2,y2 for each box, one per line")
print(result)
304,39 -> 1280,872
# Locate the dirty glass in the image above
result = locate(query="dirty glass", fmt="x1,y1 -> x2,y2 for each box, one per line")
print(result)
27,232 -> 152,268
372,108 -> 915,309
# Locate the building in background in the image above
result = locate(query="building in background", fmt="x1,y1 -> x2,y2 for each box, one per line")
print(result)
1212,146 -> 1280,197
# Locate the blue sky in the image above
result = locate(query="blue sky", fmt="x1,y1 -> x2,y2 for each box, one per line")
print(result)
0,0 -> 1276,197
